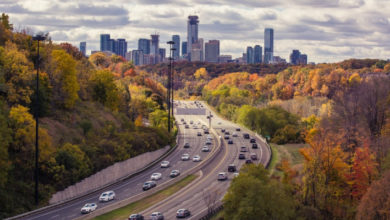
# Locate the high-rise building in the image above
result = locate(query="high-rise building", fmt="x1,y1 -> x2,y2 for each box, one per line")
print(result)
100,34 -> 111,51
246,46 -> 254,64
172,35 -> 180,60
159,48 -> 166,62
182,41 -> 187,56
191,38 -> 203,62
264,28 -> 274,64
254,45 -> 262,64
187,15 -> 199,61
290,50 -> 301,65
205,40 -> 220,63
80,42 -> 86,56
138,38 -> 150,55
151,34 -> 160,64
131,50 -> 144,66
117,39 -> 127,58
299,54 -> 307,65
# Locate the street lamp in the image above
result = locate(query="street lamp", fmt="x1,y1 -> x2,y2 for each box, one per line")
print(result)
32,32 -> 47,206
167,41 -> 174,133
170,48 -> 176,120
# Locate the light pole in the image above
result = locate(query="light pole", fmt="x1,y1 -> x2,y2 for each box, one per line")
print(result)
167,41 -> 174,133
32,33 -> 46,206
171,47 -> 176,120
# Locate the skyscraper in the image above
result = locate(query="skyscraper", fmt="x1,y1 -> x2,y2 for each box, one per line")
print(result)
182,42 -> 187,56
264,28 -> 274,64
132,50 -> 144,66
80,42 -> 86,56
191,38 -> 203,62
117,39 -> 127,58
246,46 -> 254,64
172,35 -> 180,60
151,34 -> 160,64
100,34 -> 111,51
159,48 -> 166,62
205,40 -> 220,63
290,50 -> 301,65
254,45 -> 262,63
299,54 -> 308,65
187,15 -> 199,61
138,38 -> 150,54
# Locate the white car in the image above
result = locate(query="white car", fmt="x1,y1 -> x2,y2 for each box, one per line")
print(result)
99,191 -> 115,202
232,132 -> 238,137
151,173 -> 162,180
201,146 -> 210,152
150,212 -> 164,220
161,161 -> 170,168
218,172 -> 228,181
81,203 -> 97,214
181,153 -> 190,161
193,155 -> 201,162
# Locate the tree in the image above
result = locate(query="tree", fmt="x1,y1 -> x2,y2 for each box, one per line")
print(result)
88,52 -> 110,68
90,69 -> 120,111
0,100 -> 11,187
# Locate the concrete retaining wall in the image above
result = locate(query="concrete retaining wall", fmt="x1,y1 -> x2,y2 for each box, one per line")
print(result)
49,146 -> 170,204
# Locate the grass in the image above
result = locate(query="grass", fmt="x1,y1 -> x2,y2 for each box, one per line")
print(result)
269,144 -> 282,177
93,174 -> 198,220
269,143 -> 307,178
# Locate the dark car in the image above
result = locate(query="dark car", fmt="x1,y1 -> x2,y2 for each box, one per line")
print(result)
224,131 -> 230,135
129,214 -> 144,220
239,153 -> 246,160
243,133 -> 250,139
224,135 -> 230,140
228,164 -> 237,172
221,129 -> 226,133
228,140 -> 233,144
197,132 -> 202,136
204,129 -> 209,134
246,159 -> 253,164
176,209 -> 191,218
250,138 -> 256,143
184,142 -> 190,148
252,143 -> 258,149
170,170 -> 180,178
236,128 -> 241,131
142,181 -> 156,191
250,153 -> 258,160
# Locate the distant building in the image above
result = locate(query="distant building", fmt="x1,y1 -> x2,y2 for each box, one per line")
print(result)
159,48 -> 166,62
205,40 -> 220,63
100,34 -> 127,57
172,35 -> 180,60
187,15 -> 199,61
131,50 -> 144,66
246,46 -> 254,64
218,55 -> 232,63
254,45 -> 262,64
272,56 -> 287,64
182,41 -> 187,56
299,54 -> 307,65
151,34 -> 160,64
125,52 -> 131,61
264,28 -> 274,64
117,39 -> 127,58
242,53 -> 247,64
138,38 -> 150,55
191,38 -> 203,62
100,34 -> 111,52
80,42 -> 86,56
290,50 -> 307,65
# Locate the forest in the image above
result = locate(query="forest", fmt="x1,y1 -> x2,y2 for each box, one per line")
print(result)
0,14 -> 174,218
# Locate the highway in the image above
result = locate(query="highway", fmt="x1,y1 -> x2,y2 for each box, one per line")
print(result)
140,101 -> 271,219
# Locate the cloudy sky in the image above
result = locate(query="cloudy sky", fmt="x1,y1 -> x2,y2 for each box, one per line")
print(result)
1,0 -> 390,63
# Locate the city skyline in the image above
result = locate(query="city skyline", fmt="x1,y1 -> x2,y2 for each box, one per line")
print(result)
1,0 -> 390,63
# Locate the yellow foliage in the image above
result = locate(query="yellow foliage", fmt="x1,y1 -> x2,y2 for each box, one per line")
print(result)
135,115 -> 143,127
348,73 -> 361,86
194,67 -> 208,79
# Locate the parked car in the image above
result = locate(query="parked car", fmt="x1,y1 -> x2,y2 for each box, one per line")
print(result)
99,191 -> 115,202
81,203 -> 97,214
240,146 -> 248,152
176,209 -> 191,218
129,213 -> 144,220
243,133 -> 250,139
181,153 -> 190,161
193,155 -> 201,162
170,170 -> 180,178
151,173 -> 162,180
228,164 -> 237,172
252,143 -> 258,149
250,153 -> 258,160
228,140 -> 233,144
250,138 -> 256,143
161,161 -> 170,168
142,181 -> 156,191
150,212 -> 164,220
239,153 -> 246,160
184,142 -> 190,148
218,172 -> 228,181
202,146 -> 210,152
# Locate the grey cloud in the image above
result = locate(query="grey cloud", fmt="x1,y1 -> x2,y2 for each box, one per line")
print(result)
259,11 -> 277,20
0,4 -> 34,14
197,0 -> 282,8
63,4 -> 129,16
293,0 -> 365,8
135,0 -> 189,6
277,25 -> 334,41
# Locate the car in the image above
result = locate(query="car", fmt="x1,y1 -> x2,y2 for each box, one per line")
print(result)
150,212 -> 164,220
176,209 -> 191,218
202,146 -> 210,152
161,161 -> 170,168
99,191 -> 115,202
170,170 -> 180,178
224,135 -> 230,140
233,172 -> 239,178
183,121 -> 186,124
193,155 -> 201,162
81,203 -> 97,214
246,159 -> 253,164
184,142 -> 190,148
228,140 -> 233,144
143,181 -> 156,191
243,133 -> 250,139
240,146 -> 248,152
250,153 -> 258,160
185,124 -> 189,129
190,120 -> 193,124
224,131 -> 230,135
239,153 -> 246,160
221,128 -> 226,132
207,135 -> 213,140
129,213 -> 144,220
151,173 -> 162,180
232,132 -> 238,137
180,118 -> 184,122
252,143 -> 258,149
250,138 -> 256,143
228,164 -> 237,172
218,172 -> 228,181
181,153 -> 190,161
197,131 -> 202,136
193,125 -> 198,129
204,129 -> 209,134
205,140 -> 212,145
236,128 -> 241,131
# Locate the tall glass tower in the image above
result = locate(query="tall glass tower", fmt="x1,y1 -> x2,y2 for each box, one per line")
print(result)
187,15 -> 199,61
172,35 -> 180,60
264,28 -> 274,64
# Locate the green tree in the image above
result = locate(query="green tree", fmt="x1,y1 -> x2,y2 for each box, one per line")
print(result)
0,100 -> 11,187
90,69 -> 120,110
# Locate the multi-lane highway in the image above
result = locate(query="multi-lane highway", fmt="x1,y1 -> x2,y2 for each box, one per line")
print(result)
14,100 -> 270,220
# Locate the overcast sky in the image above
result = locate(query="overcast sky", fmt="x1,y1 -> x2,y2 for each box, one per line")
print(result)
1,0 -> 390,63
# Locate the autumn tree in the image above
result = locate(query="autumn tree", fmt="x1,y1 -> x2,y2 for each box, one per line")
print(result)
89,69 -> 120,111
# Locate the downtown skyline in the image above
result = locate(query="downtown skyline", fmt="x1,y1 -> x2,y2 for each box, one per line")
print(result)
1,0 -> 390,63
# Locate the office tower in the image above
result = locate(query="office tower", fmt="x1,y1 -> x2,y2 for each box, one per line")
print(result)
187,15 -> 199,61
246,46 -> 254,64
100,34 -> 111,51
290,50 -> 301,65
299,54 -> 308,65
254,45 -> 262,63
205,40 -> 220,63
264,28 -> 274,64
182,42 -> 187,56
172,35 -> 180,60
138,38 -> 150,54
191,38 -> 203,62
80,42 -> 86,56
117,39 -> 127,58
132,50 -> 144,66
125,52 -> 131,61
159,48 -> 166,62
151,34 -> 160,64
